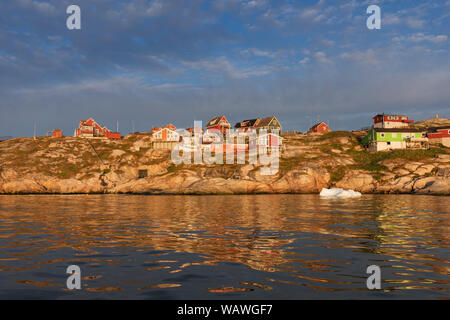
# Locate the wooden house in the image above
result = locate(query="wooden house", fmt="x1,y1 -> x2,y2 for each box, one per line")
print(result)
52,130 -> 63,138
373,114 -> 414,129
152,126 -> 180,142
309,122 -> 330,133
427,126 -> 450,147
74,118 -> 121,139
249,133 -> 283,152
361,128 -> 428,152
206,116 -> 231,135
234,118 -> 260,133
254,116 -> 282,134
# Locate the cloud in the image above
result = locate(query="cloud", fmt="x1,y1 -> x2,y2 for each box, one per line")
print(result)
393,33 -> 448,44
299,57 -> 310,65
340,49 -> 379,65
181,56 -> 273,79
17,0 -> 57,15
408,33 -> 448,44
406,18 -> 425,29
313,52 -> 332,64
0,0 -> 449,136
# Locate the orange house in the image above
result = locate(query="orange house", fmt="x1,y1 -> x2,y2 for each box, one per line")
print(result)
75,118 -> 121,139
152,125 -> 180,142
52,130 -> 63,138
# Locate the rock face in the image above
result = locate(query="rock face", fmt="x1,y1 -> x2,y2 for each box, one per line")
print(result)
0,133 -> 449,195
335,171 -> 376,193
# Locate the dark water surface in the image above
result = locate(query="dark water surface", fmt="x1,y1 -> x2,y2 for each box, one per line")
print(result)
0,194 -> 448,300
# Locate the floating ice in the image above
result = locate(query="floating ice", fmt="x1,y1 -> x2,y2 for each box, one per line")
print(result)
320,188 -> 362,198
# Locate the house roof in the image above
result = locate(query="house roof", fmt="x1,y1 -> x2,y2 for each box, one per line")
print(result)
256,116 -> 279,128
373,113 -> 409,118
310,122 -> 327,130
153,127 -> 177,133
372,128 -> 425,133
187,127 -> 203,133
234,119 -> 259,128
206,116 -> 226,127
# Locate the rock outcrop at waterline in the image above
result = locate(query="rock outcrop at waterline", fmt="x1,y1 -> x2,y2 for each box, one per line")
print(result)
0,132 -> 449,195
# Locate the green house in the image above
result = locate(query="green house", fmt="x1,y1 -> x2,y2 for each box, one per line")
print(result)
362,128 -> 428,152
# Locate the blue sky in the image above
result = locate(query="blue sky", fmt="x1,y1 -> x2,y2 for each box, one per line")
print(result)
0,0 -> 449,137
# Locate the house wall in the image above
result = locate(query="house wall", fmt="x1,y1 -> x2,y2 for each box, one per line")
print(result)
373,121 -> 409,129
370,141 -> 405,152
429,137 -> 450,147
375,132 -> 422,142
52,130 -> 63,138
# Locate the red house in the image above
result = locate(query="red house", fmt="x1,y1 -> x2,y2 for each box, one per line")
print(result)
52,130 -> 63,138
206,116 -> 231,135
427,126 -> 450,147
74,118 -> 121,139
249,133 -> 283,151
234,118 -> 260,133
373,114 -> 414,128
309,122 -> 330,133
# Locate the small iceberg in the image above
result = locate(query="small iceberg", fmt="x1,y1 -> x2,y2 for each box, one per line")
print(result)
320,188 -> 362,198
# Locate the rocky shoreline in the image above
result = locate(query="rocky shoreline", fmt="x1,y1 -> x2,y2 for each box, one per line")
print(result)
0,132 -> 449,195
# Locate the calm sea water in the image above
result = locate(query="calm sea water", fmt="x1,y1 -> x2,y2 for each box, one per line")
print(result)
0,194 -> 448,300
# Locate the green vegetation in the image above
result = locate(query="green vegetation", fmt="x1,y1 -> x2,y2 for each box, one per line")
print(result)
279,155 -> 308,174
326,166 -> 347,184
167,163 -> 184,173
316,131 -> 357,141
58,164 -> 81,179
347,147 -> 448,181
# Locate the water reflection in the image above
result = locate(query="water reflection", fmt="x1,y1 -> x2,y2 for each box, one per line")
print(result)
0,194 -> 448,299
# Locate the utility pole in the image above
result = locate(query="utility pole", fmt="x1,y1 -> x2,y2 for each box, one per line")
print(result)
116,120 -> 119,133
33,122 -> 36,140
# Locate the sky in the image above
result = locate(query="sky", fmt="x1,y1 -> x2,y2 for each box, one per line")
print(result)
0,0 -> 449,137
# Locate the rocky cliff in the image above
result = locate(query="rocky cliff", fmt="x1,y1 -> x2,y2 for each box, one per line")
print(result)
0,132 -> 449,195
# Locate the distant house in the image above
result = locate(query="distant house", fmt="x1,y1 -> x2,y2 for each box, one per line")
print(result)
206,116 -> 231,135
255,116 -> 282,134
74,118 -> 121,139
234,118 -> 260,133
373,114 -> 414,129
51,130 -> 63,138
152,125 -> 180,142
427,126 -> 450,147
361,128 -> 428,152
249,133 -> 283,151
186,127 -> 204,136
309,122 -> 330,134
